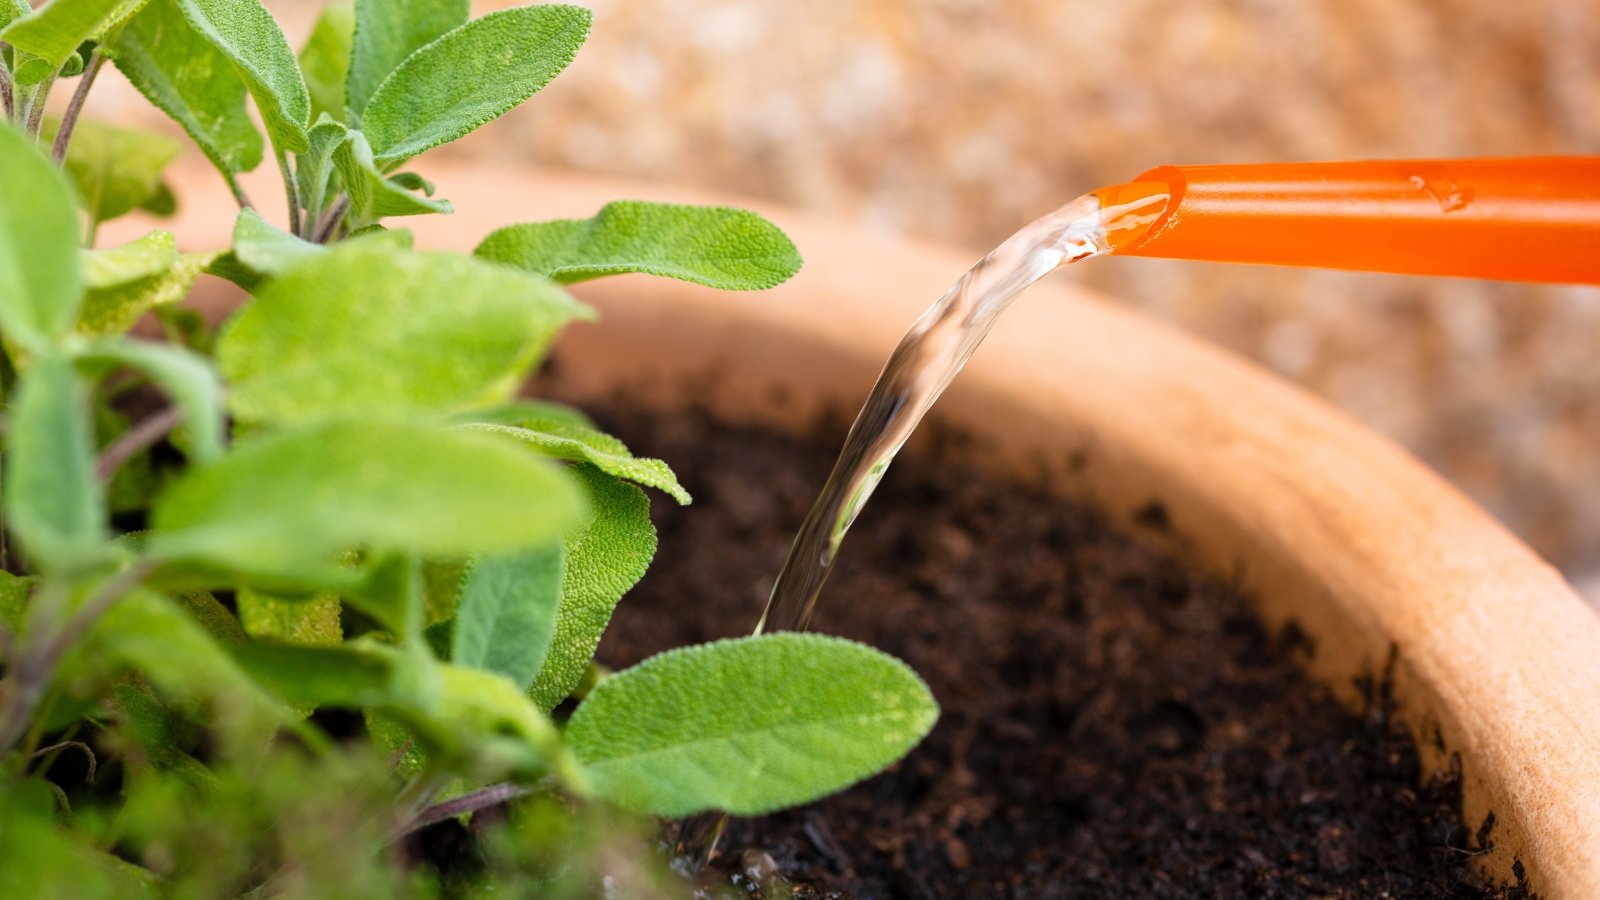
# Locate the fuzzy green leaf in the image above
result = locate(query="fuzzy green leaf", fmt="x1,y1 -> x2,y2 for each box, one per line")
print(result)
230,638 -> 410,710
173,0 -> 309,152
475,201 -> 802,291
149,419 -> 587,583
116,0 -> 263,176
230,207 -> 322,276
361,5 -> 590,168
82,230 -> 176,289
83,339 -> 225,463
0,0 -> 148,71
334,129 -> 452,225
453,547 -> 560,690
345,0 -> 467,125
79,250 -> 216,338
568,633 -> 938,816
298,2 -> 353,124
216,246 -> 590,425
5,354 -> 106,571
0,123 -> 84,350
295,116 -> 348,216
0,572 -> 34,635
1,1 -> 31,30
51,119 -> 182,227
237,588 -> 342,646
463,406 -> 689,505
528,466 -> 654,711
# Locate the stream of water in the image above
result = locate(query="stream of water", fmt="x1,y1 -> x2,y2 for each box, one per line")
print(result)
681,183 -> 1171,867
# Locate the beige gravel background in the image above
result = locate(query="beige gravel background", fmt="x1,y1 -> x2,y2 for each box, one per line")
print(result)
123,3 -> 1600,589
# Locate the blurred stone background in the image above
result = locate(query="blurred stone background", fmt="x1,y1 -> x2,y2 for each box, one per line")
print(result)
191,3 -> 1600,589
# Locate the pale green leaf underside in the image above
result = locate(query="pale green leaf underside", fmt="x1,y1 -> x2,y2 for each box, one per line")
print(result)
295,116 -> 348,215
116,0 -> 264,175
231,207 -> 321,275
453,546 -> 562,691
475,201 -> 802,291
335,129 -> 453,224
1,0 -> 148,69
150,419 -> 587,580
568,633 -> 938,817
0,123 -> 85,349
528,465 -> 655,712
79,250 -> 217,338
361,4 -> 591,168
298,2 -> 353,124
83,230 -> 176,289
463,409 -> 690,505
175,0 -> 310,152
345,0 -> 467,125
217,246 -> 589,425
4,354 -> 106,570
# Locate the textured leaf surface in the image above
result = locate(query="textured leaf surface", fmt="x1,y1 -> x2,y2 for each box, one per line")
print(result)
150,420 -> 586,581
0,0 -> 147,70
345,0 -> 467,125
83,230 -> 176,289
174,0 -> 309,152
298,2 -> 353,124
294,116 -> 348,216
5,354 -> 106,570
230,207 -> 322,276
217,246 -> 589,424
453,546 -> 561,690
464,407 -> 689,505
361,5 -> 590,167
84,339 -> 225,462
238,588 -> 342,646
476,201 -> 802,291
568,633 -> 937,816
116,0 -> 264,175
53,118 -> 181,227
528,466 -> 654,711
0,124 -> 84,350
335,129 -> 452,224
79,250 -> 214,338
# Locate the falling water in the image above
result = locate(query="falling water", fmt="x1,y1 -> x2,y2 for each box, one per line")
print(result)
680,182 -> 1171,868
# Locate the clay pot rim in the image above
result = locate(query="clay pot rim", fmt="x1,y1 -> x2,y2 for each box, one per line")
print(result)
123,157 -> 1600,898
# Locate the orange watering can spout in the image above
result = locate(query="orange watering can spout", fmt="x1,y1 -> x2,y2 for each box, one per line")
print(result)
1093,158 -> 1600,285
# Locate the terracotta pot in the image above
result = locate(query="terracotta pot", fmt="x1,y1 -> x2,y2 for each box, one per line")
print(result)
120,158 -> 1600,897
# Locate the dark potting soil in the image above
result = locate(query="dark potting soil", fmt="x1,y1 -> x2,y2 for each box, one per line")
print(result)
584,405 -> 1529,899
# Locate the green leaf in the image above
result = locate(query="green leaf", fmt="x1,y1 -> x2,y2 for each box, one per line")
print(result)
48,118 -> 181,227
83,339 -> 225,463
463,406 -> 689,505
453,546 -> 561,690
568,633 -> 938,817
79,250 -> 216,338
82,229 -> 176,289
361,5 -> 590,168
0,572 -> 35,635
115,0 -> 264,176
345,0 -> 467,126
216,246 -> 590,425
0,123 -> 84,351
230,637 -> 412,710
237,587 -> 342,646
528,466 -> 655,712
4,354 -> 106,570
149,419 -> 587,583
294,115 -> 348,218
297,2 -> 353,124
0,0 -> 148,72
476,201 -> 803,291
230,207 -> 322,276
173,0 -> 309,152
334,129 -> 452,226
1,1 -> 32,31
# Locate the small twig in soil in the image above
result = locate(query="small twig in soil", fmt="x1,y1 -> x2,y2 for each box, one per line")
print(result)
52,49 -> 106,165
32,740 -> 97,783
96,407 -> 181,482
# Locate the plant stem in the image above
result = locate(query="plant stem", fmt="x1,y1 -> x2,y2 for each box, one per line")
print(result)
52,49 -> 105,165
21,74 -> 55,139
0,562 -> 156,755
96,407 -> 180,482
393,782 -> 533,839
312,196 -> 351,244
276,150 -> 301,237
0,47 -> 14,121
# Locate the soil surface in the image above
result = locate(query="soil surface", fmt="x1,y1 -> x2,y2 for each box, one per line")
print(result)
587,406 -> 1529,899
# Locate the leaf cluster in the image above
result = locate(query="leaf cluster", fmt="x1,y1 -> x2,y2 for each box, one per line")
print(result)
0,1 -> 933,893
